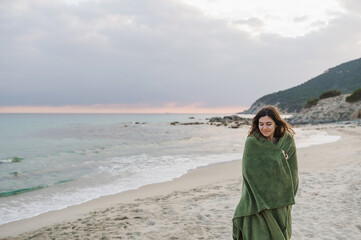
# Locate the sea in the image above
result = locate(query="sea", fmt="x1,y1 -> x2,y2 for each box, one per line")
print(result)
0,113 -> 340,225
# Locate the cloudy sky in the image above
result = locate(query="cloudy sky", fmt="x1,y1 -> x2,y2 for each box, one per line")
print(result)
1,0 -> 361,113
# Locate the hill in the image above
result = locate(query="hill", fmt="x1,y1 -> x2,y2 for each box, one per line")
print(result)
243,57 -> 361,113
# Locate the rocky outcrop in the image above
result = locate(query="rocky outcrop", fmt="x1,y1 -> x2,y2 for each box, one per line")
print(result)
208,115 -> 251,128
170,122 -> 204,125
170,115 -> 251,128
288,94 -> 361,124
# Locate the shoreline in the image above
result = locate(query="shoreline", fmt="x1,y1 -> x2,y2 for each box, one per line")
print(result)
0,159 -> 243,238
1,123 -> 360,239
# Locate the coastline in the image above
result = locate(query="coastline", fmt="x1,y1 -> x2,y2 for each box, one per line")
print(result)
1,123 -> 361,239
0,159 -> 242,238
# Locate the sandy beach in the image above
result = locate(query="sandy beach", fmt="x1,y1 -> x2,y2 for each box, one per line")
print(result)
1,123 -> 361,240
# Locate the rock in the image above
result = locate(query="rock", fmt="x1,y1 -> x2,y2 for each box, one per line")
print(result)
208,114 -> 251,127
180,122 -> 204,125
228,122 -> 241,128
288,94 -> 361,124
209,117 -> 223,122
210,122 -> 223,127
170,122 -> 204,125
228,115 -> 242,121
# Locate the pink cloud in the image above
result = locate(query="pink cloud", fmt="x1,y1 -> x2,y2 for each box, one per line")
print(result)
0,103 -> 248,114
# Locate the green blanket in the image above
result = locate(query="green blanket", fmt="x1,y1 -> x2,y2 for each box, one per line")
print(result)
233,132 -> 298,235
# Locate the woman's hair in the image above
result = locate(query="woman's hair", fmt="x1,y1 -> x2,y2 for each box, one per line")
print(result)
248,105 -> 295,138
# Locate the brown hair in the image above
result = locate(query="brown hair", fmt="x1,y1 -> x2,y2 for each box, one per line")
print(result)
248,105 -> 295,138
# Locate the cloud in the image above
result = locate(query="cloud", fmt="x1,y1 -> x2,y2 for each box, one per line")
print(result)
308,20 -> 327,28
0,0 -> 361,112
293,16 -> 309,23
338,0 -> 361,14
233,17 -> 264,30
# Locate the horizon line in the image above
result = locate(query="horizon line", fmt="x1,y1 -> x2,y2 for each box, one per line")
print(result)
0,104 -> 249,114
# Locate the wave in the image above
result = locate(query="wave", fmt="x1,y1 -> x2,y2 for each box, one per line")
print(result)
0,185 -> 47,197
0,157 -> 23,163
0,179 -> 74,198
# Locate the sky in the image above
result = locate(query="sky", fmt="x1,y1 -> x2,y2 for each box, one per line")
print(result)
0,0 -> 361,113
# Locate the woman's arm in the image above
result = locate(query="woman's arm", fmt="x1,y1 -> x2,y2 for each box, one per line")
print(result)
287,139 -> 299,196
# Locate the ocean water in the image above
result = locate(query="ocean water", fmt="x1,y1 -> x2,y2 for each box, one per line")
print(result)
0,113 -> 339,225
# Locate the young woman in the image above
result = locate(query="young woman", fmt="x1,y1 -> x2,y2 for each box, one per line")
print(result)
233,106 -> 298,240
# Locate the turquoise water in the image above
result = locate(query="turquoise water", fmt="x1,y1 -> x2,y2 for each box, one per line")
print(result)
0,113 -> 244,224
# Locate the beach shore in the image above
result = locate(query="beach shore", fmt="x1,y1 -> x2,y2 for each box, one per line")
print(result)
1,123 -> 360,239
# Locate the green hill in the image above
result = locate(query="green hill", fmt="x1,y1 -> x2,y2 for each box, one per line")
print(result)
243,57 -> 361,113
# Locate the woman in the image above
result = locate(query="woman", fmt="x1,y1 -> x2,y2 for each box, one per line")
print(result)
233,106 -> 298,240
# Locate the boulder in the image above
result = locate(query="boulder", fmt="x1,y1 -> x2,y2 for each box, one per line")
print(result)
228,122 -> 241,128
209,117 -> 223,122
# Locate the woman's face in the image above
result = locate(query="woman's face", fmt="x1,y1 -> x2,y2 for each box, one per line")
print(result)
258,116 -> 276,139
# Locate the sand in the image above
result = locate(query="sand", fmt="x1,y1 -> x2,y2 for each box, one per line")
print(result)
1,123 -> 360,239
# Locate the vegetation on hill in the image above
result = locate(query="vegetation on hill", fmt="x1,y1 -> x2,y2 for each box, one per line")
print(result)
244,57 -> 361,113
304,98 -> 319,109
346,88 -> 361,102
304,90 -> 341,108
319,90 -> 341,99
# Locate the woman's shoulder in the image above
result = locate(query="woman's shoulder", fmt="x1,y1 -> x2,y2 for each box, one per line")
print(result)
249,132 -> 267,141
246,134 -> 259,143
283,131 -> 295,140
280,131 -> 296,148
245,133 -> 266,147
